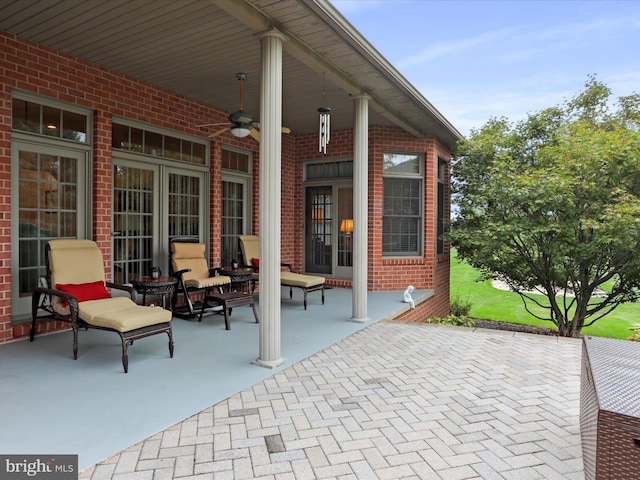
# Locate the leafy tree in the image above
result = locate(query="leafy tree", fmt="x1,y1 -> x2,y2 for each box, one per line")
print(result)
450,77 -> 640,337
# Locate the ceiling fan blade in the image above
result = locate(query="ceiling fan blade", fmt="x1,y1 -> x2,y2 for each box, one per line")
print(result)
194,122 -> 229,128
249,128 -> 260,142
207,127 -> 228,138
252,122 -> 290,135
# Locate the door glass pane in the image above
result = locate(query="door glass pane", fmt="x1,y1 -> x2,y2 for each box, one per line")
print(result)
222,180 -> 245,266
305,186 -> 332,274
113,165 -> 154,283
18,150 -> 78,298
337,187 -> 353,268
168,173 -> 200,238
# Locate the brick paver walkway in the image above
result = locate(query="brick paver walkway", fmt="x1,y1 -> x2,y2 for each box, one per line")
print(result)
79,322 -> 584,480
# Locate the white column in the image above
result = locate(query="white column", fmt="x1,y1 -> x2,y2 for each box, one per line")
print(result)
351,93 -> 370,323
254,29 -> 286,368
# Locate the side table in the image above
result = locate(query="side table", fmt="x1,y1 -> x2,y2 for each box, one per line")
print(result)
580,336 -> 640,480
200,291 -> 259,329
218,267 -> 254,294
131,276 -> 177,310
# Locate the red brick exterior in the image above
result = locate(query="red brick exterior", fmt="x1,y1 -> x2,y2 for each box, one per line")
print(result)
0,31 -> 451,342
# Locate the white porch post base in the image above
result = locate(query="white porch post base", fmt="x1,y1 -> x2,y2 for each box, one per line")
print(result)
349,316 -> 370,324
252,357 -> 287,369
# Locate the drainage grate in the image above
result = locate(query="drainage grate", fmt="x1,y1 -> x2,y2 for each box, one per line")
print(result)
265,434 -> 286,454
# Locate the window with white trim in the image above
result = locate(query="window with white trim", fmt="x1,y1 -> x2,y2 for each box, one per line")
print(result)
382,152 -> 423,256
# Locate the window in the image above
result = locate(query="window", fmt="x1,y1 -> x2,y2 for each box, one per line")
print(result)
382,152 -> 423,256
305,160 -> 352,180
112,121 -> 207,165
11,93 -> 92,320
221,147 -> 252,266
437,158 -> 447,255
12,96 -> 88,143
222,148 -> 251,173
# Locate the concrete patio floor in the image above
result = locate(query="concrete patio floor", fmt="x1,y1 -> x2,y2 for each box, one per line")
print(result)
0,287 -> 585,479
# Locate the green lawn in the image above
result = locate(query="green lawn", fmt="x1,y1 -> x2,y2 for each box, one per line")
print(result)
450,251 -> 640,340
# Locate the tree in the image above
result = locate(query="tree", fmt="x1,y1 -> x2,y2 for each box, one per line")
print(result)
450,77 -> 640,337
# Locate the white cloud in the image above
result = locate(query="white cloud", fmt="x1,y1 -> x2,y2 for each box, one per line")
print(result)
397,27 -> 518,68
398,9 -> 640,69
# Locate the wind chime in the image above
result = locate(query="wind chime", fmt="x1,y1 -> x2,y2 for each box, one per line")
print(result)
318,73 -> 331,154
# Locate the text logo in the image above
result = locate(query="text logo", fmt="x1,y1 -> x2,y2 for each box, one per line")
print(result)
1,455 -> 77,480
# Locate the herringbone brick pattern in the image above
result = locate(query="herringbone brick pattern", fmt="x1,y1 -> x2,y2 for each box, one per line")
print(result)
79,322 -> 584,479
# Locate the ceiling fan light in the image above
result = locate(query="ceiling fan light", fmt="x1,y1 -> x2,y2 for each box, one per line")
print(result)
230,125 -> 251,138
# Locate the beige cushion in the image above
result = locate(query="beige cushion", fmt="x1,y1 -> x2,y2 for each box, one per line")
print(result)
239,236 -> 325,287
239,235 -> 259,266
171,242 -> 230,287
185,275 -> 231,288
171,243 -> 209,279
49,239 -> 106,286
78,297 -> 171,332
171,242 -> 206,259
280,272 -> 325,288
48,239 -> 107,313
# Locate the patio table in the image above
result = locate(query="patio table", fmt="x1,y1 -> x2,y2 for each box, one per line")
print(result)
131,276 -> 177,310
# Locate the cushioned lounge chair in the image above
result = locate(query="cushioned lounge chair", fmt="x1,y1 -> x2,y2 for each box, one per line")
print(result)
169,237 -> 231,320
31,239 -> 174,373
238,235 -> 325,310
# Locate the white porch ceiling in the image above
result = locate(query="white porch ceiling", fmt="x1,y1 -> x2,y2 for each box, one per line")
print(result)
0,0 -> 461,149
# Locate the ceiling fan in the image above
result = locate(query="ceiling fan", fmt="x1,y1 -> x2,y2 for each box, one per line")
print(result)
197,73 -> 290,141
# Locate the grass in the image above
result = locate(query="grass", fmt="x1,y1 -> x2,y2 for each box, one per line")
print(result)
450,251 -> 640,340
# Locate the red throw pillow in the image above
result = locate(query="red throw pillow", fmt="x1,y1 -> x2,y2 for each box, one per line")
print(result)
56,280 -> 111,307
251,258 -> 259,273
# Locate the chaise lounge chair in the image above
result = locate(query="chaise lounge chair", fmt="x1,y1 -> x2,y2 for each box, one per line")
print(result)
238,235 -> 325,310
31,239 -> 174,373
169,237 -> 231,320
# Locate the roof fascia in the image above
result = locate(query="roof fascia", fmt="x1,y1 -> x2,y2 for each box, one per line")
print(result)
211,0 -> 453,140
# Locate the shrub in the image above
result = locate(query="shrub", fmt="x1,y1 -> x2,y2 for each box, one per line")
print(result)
628,323 -> 640,341
450,294 -> 472,317
425,314 -> 476,328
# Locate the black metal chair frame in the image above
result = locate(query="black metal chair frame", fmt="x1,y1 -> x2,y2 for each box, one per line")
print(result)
168,236 -> 228,320
31,241 -> 174,373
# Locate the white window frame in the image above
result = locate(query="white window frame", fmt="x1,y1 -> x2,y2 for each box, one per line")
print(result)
382,151 -> 424,257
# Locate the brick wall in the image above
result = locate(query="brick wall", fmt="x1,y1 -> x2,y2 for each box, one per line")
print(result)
0,31 -> 452,341
0,32 -> 261,341
294,125 -> 452,319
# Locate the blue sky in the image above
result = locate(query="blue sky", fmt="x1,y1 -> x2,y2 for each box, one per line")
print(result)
332,0 -> 640,136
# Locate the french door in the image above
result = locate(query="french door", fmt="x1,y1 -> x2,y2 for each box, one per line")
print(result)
113,162 -> 159,284
221,176 -> 251,267
11,142 -> 89,319
113,159 -> 206,282
304,185 -> 353,278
